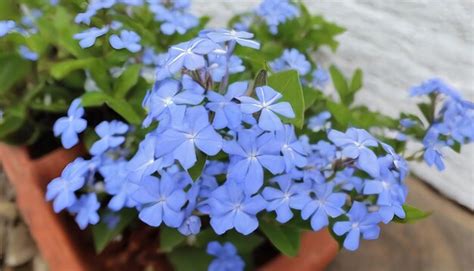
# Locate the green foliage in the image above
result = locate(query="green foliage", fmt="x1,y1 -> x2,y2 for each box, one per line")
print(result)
268,70 -> 305,128
91,208 -> 137,253
188,151 -> 207,181
0,55 -> 32,95
393,204 -> 431,224
329,65 -> 363,106
259,217 -> 301,257
159,227 -> 187,253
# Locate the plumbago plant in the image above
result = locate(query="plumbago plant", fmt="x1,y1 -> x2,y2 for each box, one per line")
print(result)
1,0 -> 473,270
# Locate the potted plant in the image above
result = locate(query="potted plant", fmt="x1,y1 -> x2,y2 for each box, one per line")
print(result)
0,1 -> 472,271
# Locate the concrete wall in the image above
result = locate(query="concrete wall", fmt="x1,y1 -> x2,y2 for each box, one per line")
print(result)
191,0 -> 474,209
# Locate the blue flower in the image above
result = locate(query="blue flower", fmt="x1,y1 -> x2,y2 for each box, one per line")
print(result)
308,111 -> 331,132
275,125 -> 307,172
0,20 -> 15,37
399,118 -> 416,128
178,215 -> 201,235
149,2 -> 198,35
380,143 -> 409,180
270,49 -> 311,76
328,128 -> 380,177
363,162 -> 407,223
207,54 -> 245,82
155,106 -> 223,169
262,175 -> 308,223
409,78 -> 461,100
90,120 -> 128,155
422,130 -> 446,171
207,241 -> 245,271
69,193 -> 100,229
332,168 -> 363,193
209,181 -> 267,235
53,99 -> 87,149
206,29 -> 261,49
75,9 -> 97,25
132,174 -> 186,227
109,30 -> 142,53
18,46 -> 38,61
223,130 -> 284,193
291,183 -> 346,231
142,78 -> 204,127
256,0 -> 299,34
165,38 -> 218,73
73,27 -> 109,48
237,86 -> 295,131
206,81 -> 248,129
100,161 -> 140,210
333,202 -> 382,251
46,158 -> 89,212
126,135 -> 164,182
312,65 -> 330,89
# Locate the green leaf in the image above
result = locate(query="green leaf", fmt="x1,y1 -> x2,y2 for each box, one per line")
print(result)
303,86 -> 322,110
326,100 -> 351,129
89,60 -> 111,93
329,65 -> 351,105
91,208 -> 137,253
50,58 -> 96,80
259,219 -> 301,257
81,91 -> 108,107
188,151 -> 207,181
114,64 -> 142,98
0,106 -> 26,140
418,102 -> 434,123
159,227 -> 186,253
393,204 -> 431,224
0,55 -> 32,94
168,247 -> 213,271
350,68 -> 363,92
268,70 -> 305,128
106,97 -> 143,125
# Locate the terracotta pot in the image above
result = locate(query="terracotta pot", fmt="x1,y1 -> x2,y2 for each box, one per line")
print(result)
0,143 -> 338,271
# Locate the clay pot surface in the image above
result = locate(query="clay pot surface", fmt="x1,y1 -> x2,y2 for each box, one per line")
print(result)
0,144 -> 338,271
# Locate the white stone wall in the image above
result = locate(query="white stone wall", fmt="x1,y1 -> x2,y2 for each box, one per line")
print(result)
191,0 -> 474,209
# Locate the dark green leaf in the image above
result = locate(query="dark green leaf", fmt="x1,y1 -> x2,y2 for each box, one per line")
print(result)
0,55 -> 32,94
188,151 -> 207,181
114,64 -> 142,98
91,208 -> 137,253
159,227 -> 187,253
0,107 -> 26,140
393,204 -> 431,224
259,219 -> 301,257
418,102 -> 434,123
168,247 -> 213,271
268,70 -> 305,128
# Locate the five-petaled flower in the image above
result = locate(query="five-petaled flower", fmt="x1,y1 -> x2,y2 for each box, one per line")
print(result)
132,174 -> 187,227
209,181 -> 267,235
53,99 -> 87,149
333,201 -> 382,251
238,86 -> 295,131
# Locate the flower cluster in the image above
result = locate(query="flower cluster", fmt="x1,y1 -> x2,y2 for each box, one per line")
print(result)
256,0 -> 300,34
407,78 -> 474,170
48,27 -> 414,254
270,48 -> 330,90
